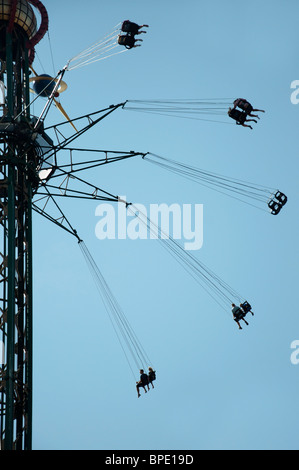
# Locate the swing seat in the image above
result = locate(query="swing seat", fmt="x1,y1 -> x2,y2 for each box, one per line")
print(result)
268,199 -> 282,215
233,307 -> 246,321
274,191 -> 287,206
118,34 -> 135,49
118,35 -> 127,45
149,371 -> 156,381
240,301 -> 252,314
121,21 -> 138,35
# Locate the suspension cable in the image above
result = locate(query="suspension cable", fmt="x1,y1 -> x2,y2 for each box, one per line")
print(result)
143,153 -> 283,214
126,203 -> 245,314
79,241 -> 153,378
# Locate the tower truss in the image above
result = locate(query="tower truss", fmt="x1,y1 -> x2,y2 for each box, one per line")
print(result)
0,11 -> 36,449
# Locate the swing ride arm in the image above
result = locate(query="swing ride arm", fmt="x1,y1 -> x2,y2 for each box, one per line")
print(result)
41,103 -> 127,164
47,149 -> 147,178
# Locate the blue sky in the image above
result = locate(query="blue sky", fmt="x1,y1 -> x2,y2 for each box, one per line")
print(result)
29,0 -> 299,450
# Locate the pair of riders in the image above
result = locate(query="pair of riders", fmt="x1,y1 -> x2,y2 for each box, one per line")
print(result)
136,367 -> 156,397
118,20 -> 149,49
232,302 -> 254,330
228,98 -> 265,129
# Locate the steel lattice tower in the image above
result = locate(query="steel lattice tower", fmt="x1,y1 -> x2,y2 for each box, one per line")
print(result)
0,0 -> 49,450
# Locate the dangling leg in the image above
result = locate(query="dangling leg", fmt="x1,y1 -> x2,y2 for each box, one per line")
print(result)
252,108 -> 265,113
248,113 -> 260,119
133,39 -> 143,48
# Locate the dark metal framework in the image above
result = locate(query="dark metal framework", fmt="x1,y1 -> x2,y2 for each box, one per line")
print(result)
0,0 -> 148,450
0,24 -> 144,450
0,23 -> 34,450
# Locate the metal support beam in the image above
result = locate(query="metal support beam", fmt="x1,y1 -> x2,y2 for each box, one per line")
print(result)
5,164 -> 15,450
0,26 -> 34,451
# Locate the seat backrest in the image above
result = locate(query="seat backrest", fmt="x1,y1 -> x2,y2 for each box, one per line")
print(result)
118,35 -> 126,45
268,199 -> 282,215
150,371 -> 156,380
275,191 -> 287,206
141,373 -> 149,385
240,301 -> 251,313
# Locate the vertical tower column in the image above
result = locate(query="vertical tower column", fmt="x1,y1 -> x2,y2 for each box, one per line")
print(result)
0,24 -> 33,451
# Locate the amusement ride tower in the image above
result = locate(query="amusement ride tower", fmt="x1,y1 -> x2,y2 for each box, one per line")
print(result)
0,0 -> 50,450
